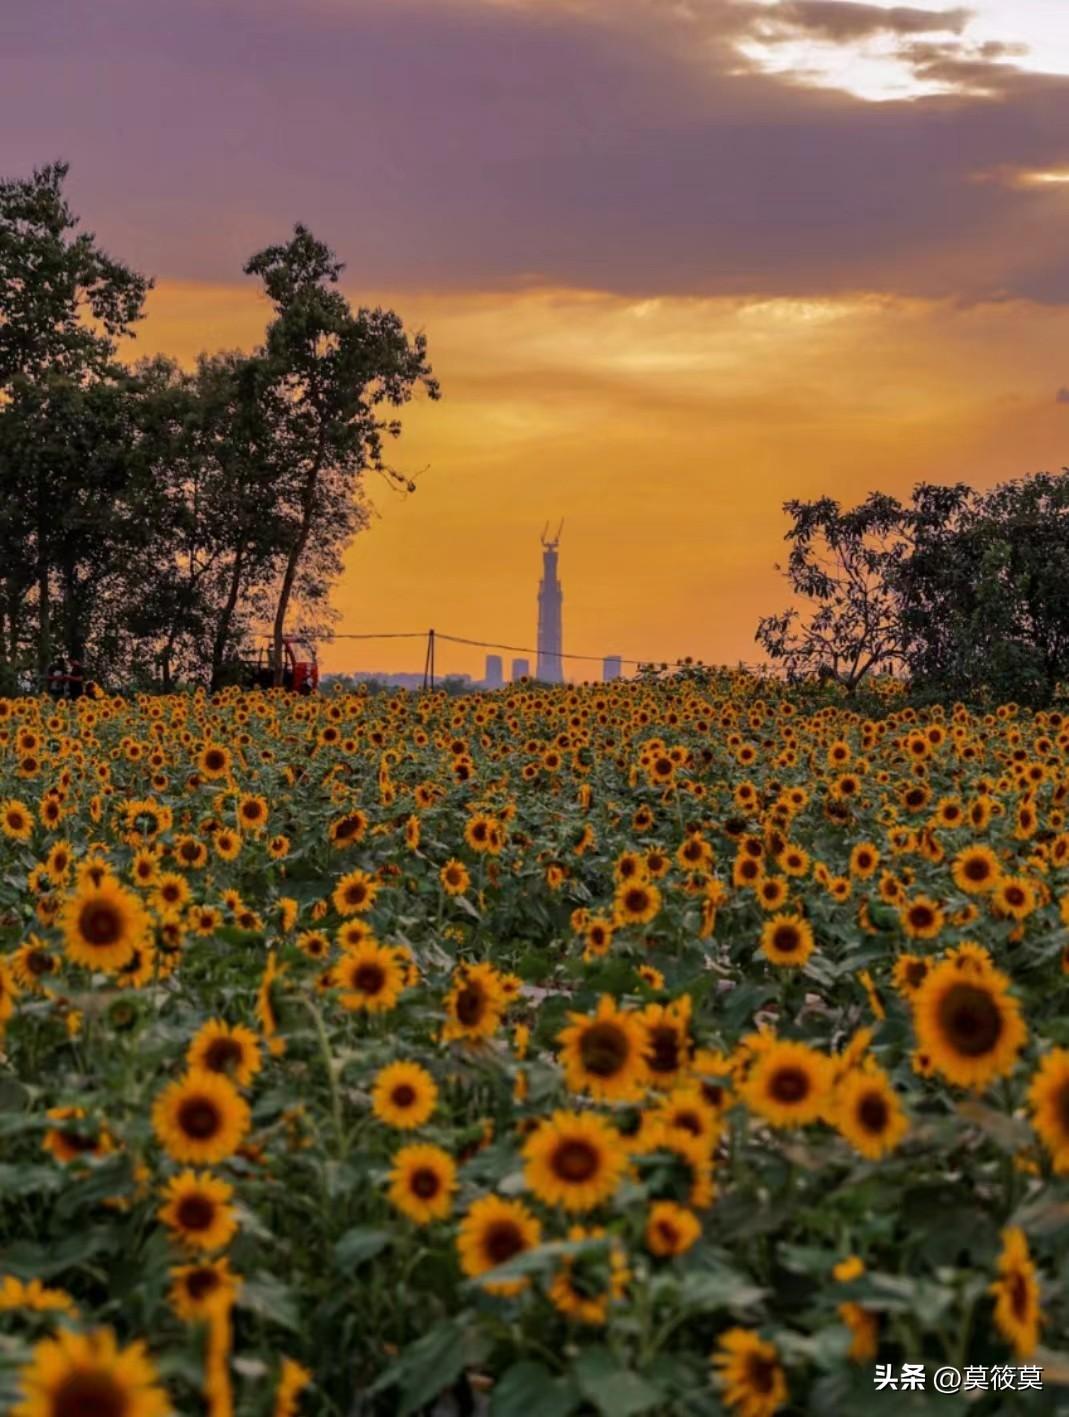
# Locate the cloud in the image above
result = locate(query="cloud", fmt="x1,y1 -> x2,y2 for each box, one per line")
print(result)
2,0 -> 1069,303
1057,387 -> 1069,403
752,3 -> 972,44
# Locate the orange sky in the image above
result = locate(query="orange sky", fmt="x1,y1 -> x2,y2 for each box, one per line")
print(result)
137,280 -> 1069,681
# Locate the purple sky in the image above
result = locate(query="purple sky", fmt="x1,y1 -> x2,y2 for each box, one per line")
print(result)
4,0 -> 1069,302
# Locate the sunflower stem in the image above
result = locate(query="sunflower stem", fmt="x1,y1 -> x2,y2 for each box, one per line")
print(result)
300,995 -> 347,1161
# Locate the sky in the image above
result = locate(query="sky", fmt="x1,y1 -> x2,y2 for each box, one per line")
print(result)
4,0 -> 1069,679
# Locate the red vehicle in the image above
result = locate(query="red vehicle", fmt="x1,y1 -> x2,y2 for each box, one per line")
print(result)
242,637 -> 319,693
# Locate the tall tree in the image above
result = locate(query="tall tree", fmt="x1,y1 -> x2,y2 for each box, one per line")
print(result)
243,225 -> 438,684
755,493 -> 908,693
0,161 -> 151,673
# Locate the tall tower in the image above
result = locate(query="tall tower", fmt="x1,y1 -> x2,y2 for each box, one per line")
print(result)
536,521 -> 564,684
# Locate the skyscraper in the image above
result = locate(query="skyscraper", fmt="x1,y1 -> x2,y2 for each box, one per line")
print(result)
536,522 -> 564,683
511,658 -> 530,681
484,654 -> 503,688
603,655 -> 622,682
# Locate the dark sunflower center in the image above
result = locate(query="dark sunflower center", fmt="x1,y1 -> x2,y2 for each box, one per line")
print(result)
906,961 -> 928,988
178,1097 -> 222,1140
411,1168 -> 440,1199
747,1355 -> 777,1396
484,1221 -> 524,1265
78,903 -> 123,947
53,1372 -> 128,1417
552,1138 -> 600,1182
203,1038 -> 243,1072
176,1194 -> 216,1231
579,1022 -> 629,1077
656,1220 -> 679,1247
624,888 -> 650,913
391,1084 -> 417,1108
353,963 -> 386,994
772,926 -> 800,953
909,907 -> 934,930
1010,1271 -> 1030,1322
647,1025 -> 681,1074
937,983 -> 1003,1057
857,1092 -> 890,1134
455,985 -> 485,1026
58,1129 -> 97,1154
1056,1082 -> 1069,1134
27,949 -> 55,975
965,858 -> 990,881
769,1066 -> 810,1104
185,1267 -> 221,1301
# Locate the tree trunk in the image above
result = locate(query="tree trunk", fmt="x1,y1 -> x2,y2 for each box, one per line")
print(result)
272,458 -> 322,687
211,545 -> 246,692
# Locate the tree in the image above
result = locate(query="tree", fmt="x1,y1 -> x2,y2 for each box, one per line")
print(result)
901,471 -> 1069,705
0,161 -> 151,673
243,225 -> 439,684
755,493 -> 908,693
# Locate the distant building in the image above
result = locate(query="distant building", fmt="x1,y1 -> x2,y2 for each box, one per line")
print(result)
603,655 -> 623,682
536,522 -> 564,683
511,658 -> 530,681
484,654 -> 503,688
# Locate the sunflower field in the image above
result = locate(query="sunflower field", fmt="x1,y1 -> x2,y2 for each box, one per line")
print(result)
2,675 -> 1069,1417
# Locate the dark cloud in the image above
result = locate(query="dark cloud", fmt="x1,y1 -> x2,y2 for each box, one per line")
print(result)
753,3 -> 971,44
1,0 -> 1068,303
1058,387 -> 1069,404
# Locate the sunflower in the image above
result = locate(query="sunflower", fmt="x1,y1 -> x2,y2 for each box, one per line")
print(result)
0,1276 -> 77,1316
613,879 -> 661,926
992,875 -> 1038,920
213,830 -> 241,862
582,916 -> 614,958
296,929 -> 331,961
741,1040 -> 830,1129
0,798 -> 33,842
331,869 -> 379,916
653,1085 -> 723,1154
42,1107 -> 114,1165
169,1256 -> 240,1322
10,938 -> 58,993
523,1110 -> 627,1212
711,1328 -> 788,1417
832,1256 -> 878,1362
386,1144 -> 457,1224
832,1064 -> 909,1159
329,810 -> 368,848
236,793 -> 269,832
197,744 -> 232,779
557,995 -> 649,1101
759,913 -> 814,968
548,1226 -> 629,1325
639,999 -> 693,1087
12,1327 -> 170,1417
951,844 -> 1001,894
186,1019 -> 262,1088
442,961 -> 506,1042
273,1359 -> 312,1417
152,1070 -> 251,1165
371,1061 -> 438,1129
159,1170 -> 237,1252
899,894 -> 944,940
334,942 -> 405,1013
439,858 -> 471,896
1028,1047 -> 1069,1172
645,1200 -> 701,1257
912,958 -> 1027,1091
457,1195 -> 542,1296
989,1227 -> 1043,1358
891,952 -> 930,999
60,876 -> 149,974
